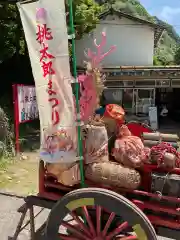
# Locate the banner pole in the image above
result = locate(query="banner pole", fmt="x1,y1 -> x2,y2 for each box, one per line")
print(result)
68,0 -> 85,187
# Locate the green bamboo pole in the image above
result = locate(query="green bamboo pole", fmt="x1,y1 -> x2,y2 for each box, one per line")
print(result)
68,0 -> 85,187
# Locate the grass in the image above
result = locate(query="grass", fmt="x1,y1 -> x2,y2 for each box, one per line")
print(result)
0,100 -> 40,195
0,119 -> 40,196
0,157 -> 12,170
0,152 -> 38,195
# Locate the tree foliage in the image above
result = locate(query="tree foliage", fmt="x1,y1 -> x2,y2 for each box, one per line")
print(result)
174,46 -> 180,65
0,4 -> 23,62
0,0 -> 103,62
71,0 -> 103,38
153,56 -> 162,66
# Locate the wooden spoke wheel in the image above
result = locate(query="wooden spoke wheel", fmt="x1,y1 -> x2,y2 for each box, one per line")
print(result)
45,188 -> 157,240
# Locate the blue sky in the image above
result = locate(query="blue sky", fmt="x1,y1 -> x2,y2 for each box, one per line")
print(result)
139,0 -> 180,34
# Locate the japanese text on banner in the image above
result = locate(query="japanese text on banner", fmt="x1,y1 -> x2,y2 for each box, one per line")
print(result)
36,22 -> 60,126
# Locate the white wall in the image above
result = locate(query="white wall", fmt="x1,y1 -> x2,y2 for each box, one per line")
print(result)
75,14 -> 154,67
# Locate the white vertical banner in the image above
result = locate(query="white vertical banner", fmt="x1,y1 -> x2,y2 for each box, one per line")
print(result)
17,0 -> 77,163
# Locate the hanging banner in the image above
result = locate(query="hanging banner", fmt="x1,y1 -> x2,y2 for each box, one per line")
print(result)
17,0 -> 77,163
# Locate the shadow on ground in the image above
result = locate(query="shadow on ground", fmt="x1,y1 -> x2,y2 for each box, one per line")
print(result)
8,223 -> 46,240
33,223 -> 46,240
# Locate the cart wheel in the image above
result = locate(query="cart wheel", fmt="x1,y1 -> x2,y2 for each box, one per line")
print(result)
45,188 -> 157,240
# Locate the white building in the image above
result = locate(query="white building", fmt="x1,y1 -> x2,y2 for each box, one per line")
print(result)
75,9 -> 163,67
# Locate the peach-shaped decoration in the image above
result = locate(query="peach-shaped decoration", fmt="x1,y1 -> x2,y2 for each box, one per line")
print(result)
36,8 -> 47,23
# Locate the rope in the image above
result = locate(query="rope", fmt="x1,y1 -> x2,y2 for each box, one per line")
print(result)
151,142 -> 180,168
155,172 -> 171,198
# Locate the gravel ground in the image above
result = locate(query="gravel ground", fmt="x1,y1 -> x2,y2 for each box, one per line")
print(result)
0,193 -> 177,240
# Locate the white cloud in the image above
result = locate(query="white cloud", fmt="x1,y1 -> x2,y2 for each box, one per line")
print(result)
160,6 -> 180,23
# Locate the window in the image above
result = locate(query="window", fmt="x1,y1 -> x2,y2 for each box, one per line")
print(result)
134,89 -> 155,115
103,89 -> 123,105
122,89 -> 133,113
138,89 -> 153,98
156,80 -> 170,87
171,80 -> 180,87
123,81 -> 134,87
135,80 -> 155,87
105,80 -> 134,87
105,81 -> 124,87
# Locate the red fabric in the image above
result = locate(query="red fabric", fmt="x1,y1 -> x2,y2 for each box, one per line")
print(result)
127,122 -> 152,138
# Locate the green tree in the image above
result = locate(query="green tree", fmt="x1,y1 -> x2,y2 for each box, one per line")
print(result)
70,0 -> 103,39
174,46 -> 180,64
0,4 -> 23,62
0,0 -> 103,62
153,56 -> 162,66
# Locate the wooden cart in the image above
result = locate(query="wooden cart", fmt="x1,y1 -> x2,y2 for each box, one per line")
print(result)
9,122 -> 180,240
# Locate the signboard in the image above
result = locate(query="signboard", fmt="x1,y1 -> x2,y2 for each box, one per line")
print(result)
17,85 -> 39,123
17,0 -> 77,162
